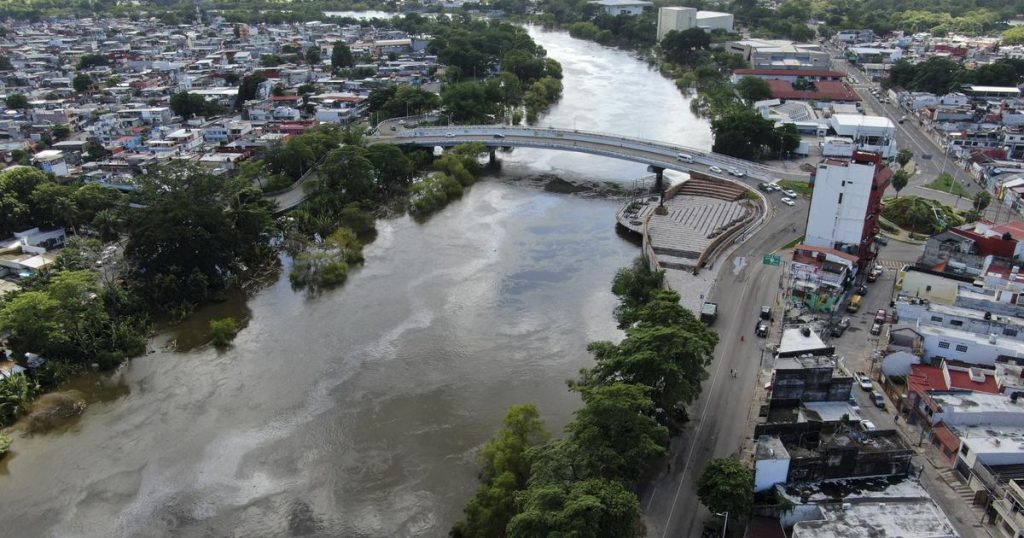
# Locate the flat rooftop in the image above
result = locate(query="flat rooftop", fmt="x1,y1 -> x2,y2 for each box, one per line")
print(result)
930,390 -> 1024,414
801,402 -> 862,423
955,424 -> 1024,456
775,355 -> 842,371
792,498 -> 957,538
777,326 -> 829,355
916,323 -> 1024,355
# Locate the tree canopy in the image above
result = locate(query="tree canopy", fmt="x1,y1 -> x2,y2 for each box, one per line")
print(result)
331,40 -> 354,69
697,458 -> 755,518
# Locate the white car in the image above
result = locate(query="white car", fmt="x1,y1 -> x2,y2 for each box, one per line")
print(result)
445,132 -> 455,137
860,420 -> 878,432
709,166 -> 723,174
781,189 -> 798,198
780,197 -> 795,206
856,372 -> 873,391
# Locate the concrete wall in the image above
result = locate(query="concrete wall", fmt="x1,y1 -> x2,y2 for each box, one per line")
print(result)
755,457 -> 790,492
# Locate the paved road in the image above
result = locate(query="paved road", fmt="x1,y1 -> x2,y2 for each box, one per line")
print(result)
824,49 -> 975,192
641,192 -> 810,537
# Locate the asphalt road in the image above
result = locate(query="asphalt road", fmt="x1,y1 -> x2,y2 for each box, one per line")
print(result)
641,191 -> 810,538
824,49 -> 975,192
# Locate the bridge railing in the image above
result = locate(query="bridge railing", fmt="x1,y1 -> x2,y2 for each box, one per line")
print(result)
393,126 -> 804,180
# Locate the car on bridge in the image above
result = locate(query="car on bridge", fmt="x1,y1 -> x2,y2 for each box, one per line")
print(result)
709,165 -> 723,174
780,197 -> 795,206
676,153 -> 694,163
728,168 -> 746,177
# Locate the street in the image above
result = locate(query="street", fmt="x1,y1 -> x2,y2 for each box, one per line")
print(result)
641,192 -> 809,537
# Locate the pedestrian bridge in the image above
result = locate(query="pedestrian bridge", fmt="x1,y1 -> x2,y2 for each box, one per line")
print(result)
370,125 -> 806,183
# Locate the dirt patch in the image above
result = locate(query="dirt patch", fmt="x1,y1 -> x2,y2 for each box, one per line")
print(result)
23,390 -> 87,434
544,176 -> 591,194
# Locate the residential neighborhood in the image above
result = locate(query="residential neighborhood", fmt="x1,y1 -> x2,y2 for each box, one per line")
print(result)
7,1 -> 1024,537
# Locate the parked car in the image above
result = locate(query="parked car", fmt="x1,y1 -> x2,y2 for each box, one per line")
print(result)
856,372 -> 873,391
875,236 -> 888,246
766,183 -> 781,192
709,165 -> 723,174
831,316 -> 851,337
870,321 -> 883,335
871,392 -> 886,409
755,319 -> 769,337
758,182 -> 771,191
781,189 -> 798,198
760,305 -> 772,321
874,309 -> 887,324
780,197 -> 795,206
847,294 -> 862,312
860,419 -> 878,431
855,285 -> 868,296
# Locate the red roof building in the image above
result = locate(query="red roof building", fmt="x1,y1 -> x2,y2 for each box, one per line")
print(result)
767,80 -> 862,102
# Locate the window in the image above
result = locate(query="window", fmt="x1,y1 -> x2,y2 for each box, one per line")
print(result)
1005,327 -> 1019,337
950,320 -> 963,327
938,341 -> 950,349
956,344 -> 968,353
931,315 -> 944,322
838,193 -> 844,204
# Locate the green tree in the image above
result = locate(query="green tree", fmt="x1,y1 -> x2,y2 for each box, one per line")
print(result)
891,169 -> 910,197
451,404 -> 549,538
973,190 -> 992,213
1004,26 -> 1024,45
712,107 -> 777,160
77,53 -> 108,70
305,45 -> 322,67
586,302 -> 717,416
331,40 -> 354,69
909,56 -> 965,95
125,165 -> 275,310
366,144 -> 414,193
209,317 -> 240,347
30,181 -> 78,228
564,383 -> 668,483
5,93 -> 28,110
235,74 -> 267,108
506,479 -> 641,538
610,257 -> 665,329
72,73 -> 92,93
896,148 -> 913,168
84,141 -> 108,161
697,458 -> 754,519
49,124 -> 70,141
660,28 -> 711,65
736,76 -> 772,103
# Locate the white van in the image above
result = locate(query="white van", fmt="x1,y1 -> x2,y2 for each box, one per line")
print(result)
676,153 -> 694,163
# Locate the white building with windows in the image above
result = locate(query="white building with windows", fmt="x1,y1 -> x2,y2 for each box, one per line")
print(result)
803,152 -> 889,260
828,114 -> 898,158
589,0 -> 652,16
656,7 -> 735,39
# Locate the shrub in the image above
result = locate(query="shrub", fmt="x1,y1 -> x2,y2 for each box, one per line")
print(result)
209,317 -> 240,348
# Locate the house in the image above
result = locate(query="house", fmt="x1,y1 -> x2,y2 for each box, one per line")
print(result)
790,245 -> 858,310
32,149 -> 69,177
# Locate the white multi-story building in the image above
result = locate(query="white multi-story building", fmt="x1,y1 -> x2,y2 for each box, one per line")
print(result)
804,152 -> 891,261
656,7 -> 734,40
828,114 -> 898,158
589,0 -> 652,16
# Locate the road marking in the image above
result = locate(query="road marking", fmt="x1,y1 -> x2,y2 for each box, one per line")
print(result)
733,256 -> 747,275
659,274 -> 756,538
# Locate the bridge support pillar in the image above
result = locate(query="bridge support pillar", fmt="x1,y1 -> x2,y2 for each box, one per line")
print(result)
651,167 -> 665,194
489,149 -> 497,165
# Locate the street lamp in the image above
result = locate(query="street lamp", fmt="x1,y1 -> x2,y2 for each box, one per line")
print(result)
716,511 -> 729,538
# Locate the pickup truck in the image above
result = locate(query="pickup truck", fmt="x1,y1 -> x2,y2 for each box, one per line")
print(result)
700,302 -> 718,325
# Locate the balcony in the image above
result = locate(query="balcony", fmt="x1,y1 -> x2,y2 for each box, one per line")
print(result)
994,480 -> 1024,536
